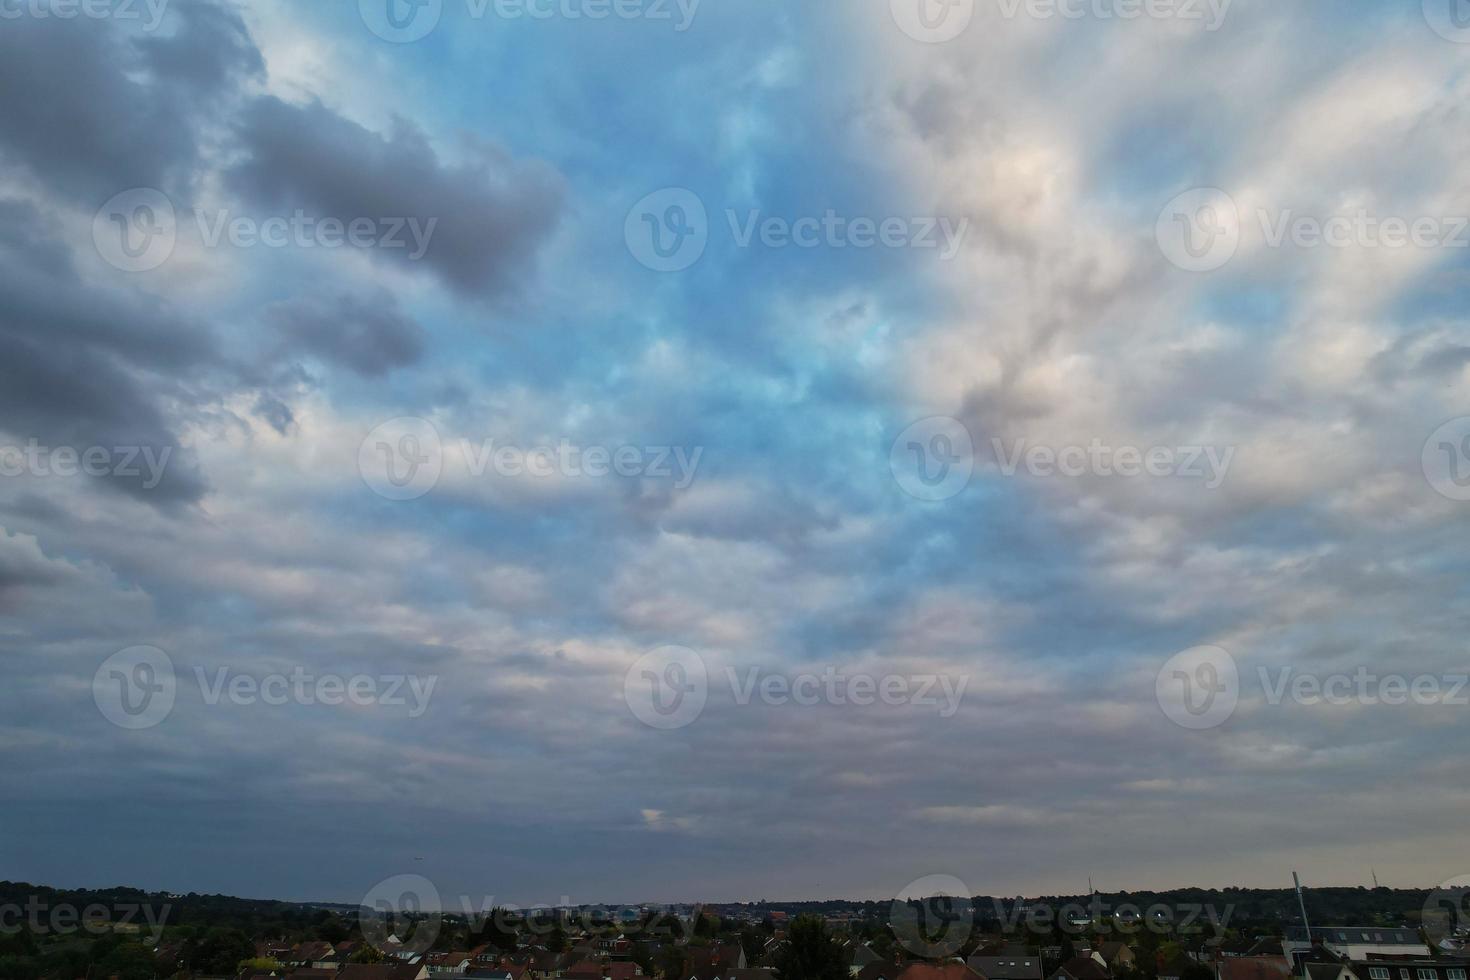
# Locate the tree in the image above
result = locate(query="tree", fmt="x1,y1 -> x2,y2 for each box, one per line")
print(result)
190,927 -> 255,974
740,927 -> 767,965
99,941 -> 161,980
472,907 -> 520,951
658,942 -> 690,980
774,916 -> 848,980
352,945 -> 386,964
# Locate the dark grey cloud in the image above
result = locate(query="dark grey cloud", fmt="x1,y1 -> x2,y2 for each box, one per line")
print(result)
0,199 -> 208,503
252,392 -> 296,435
266,292 -> 426,377
0,0 -> 261,204
229,97 -> 565,300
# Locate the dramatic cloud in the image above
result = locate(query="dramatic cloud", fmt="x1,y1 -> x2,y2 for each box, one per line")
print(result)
3,0 -> 1468,908
266,292 -> 426,377
229,96 -> 565,300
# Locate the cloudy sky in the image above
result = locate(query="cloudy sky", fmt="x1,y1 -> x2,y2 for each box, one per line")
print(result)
3,0 -> 1470,907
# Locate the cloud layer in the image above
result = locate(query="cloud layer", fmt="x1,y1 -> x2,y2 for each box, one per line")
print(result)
2,0 -> 1469,907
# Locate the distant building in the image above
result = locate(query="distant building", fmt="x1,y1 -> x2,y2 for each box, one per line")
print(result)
1286,929 -> 1430,962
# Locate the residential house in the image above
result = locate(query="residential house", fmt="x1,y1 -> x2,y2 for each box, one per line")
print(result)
687,944 -> 747,980
1157,955 -> 1198,980
338,963 -> 432,980
1352,961 -> 1470,980
425,951 -> 479,976
1286,930 -> 1430,962
850,945 -> 884,976
1053,957 -> 1110,980
1217,956 -> 1291,980
292,941 -> 340,971
895,962 -> 986,980
969,954 -> 1044,980
1096,944 -> 1135,973
565,958 -> 609,980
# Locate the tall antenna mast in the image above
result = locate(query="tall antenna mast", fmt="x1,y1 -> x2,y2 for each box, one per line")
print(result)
1294,872 -> 1312,945
1372,869 -> 1380,889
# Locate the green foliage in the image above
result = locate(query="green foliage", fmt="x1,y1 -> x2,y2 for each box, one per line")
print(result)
472,906 -> 521,951
774,916 -> 848,980
352,944 -> 387,963
190,926 -> 255,973
98,940 -> 161,980
242,955 -> 287,970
